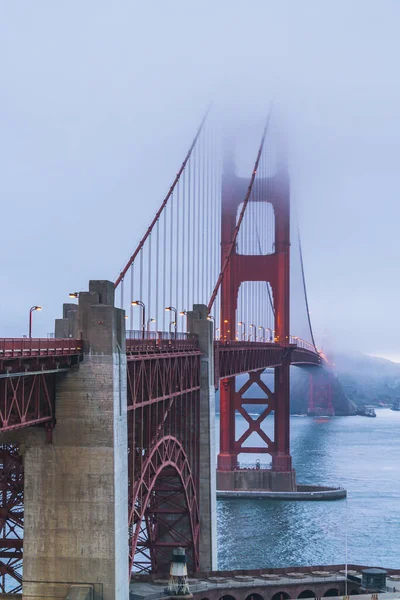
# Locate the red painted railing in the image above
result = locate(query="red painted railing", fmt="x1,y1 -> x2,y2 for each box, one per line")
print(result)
0,338 -> 83,358
126,331 -> 199,354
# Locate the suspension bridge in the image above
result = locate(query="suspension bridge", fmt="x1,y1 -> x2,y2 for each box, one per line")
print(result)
0,109 -> 336,599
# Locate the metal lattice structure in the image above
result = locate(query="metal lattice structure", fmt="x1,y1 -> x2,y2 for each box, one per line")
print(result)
0,445 -> 23,593
127,341 -> 200,573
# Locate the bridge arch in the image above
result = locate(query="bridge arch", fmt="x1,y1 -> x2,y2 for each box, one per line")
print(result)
129,435 -> 199,574
271,592 -> 291,600
323,589 -> 340,597
298,591 -> 316,599
245,593 -> 265,600
219,595 -> 236,600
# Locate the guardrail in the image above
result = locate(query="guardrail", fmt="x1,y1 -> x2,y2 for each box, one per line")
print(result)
126,330 -> 193,341
126,331 -> 199,354
0,338 -> 83,358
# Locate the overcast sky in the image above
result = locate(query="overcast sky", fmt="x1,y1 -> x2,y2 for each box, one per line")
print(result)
1,1 -> 400,360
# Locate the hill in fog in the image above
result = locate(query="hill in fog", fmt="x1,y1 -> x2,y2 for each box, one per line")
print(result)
332,351 -> 400,406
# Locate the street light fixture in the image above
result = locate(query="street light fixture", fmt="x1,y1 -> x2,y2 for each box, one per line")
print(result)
179,310 -> 188,334
147,318 -> 156,335
29,305 -> 42,338
131,300 -> 146,338
165,306 -> 177,338
249,324 -> 256,341
258,326 -> 266,342
207,314 -> 216,339
238,321 -> 246,341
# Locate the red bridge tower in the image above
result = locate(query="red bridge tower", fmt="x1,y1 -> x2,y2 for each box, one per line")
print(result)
217,150 -> 295,491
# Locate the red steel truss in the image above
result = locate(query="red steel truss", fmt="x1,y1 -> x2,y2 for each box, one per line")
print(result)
0,445 -> 23,594
127,347 -> 200,574
0,338 -> 82,433
0,373 -> 56,432
232,369 -> 275,455
215,342 -> 284,382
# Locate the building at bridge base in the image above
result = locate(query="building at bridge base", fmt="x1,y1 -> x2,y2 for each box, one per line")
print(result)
21,281 -> 128,600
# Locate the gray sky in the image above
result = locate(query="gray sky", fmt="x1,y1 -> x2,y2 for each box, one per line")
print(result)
1,1 -> 400,360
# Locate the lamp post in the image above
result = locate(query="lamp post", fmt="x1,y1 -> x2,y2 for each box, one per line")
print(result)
207,315 -> 216,339
215,327 -> 220,340
165,306 -> 177,338
131,301 -> 146,338
238,321 -> 246,341
258,326 -> 266,342
249,324 -> 256,341
147,318 -> 156,336
179,310 -> 188,333
29,305 -> 42,338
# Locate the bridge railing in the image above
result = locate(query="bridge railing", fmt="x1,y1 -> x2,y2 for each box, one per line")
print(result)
126,330 -> 199,354
0,337 -> 83,358
289,336 -> 317,353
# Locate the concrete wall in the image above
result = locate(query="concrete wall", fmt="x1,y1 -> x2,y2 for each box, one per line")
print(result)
22,281 -> 128,600
190,581 -> 346,600
188,305 -> 217,572
217,469 -> 296,493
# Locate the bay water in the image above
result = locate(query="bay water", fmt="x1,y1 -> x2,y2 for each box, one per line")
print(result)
216,409 -> 400,570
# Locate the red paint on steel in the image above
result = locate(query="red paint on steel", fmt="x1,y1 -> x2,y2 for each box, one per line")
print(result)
234,370 -> 275,456
127,344 -> 200,574
0,372 -> 55,432
0,444 -> 23,594
216,139 -> 294,471
0,338 -> 82,359
129,436 -> 199,574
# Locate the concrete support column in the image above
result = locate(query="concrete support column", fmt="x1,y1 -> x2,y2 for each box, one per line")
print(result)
22,280 -> 128,600
187,304 -> 217,571
54,302 -> 78,338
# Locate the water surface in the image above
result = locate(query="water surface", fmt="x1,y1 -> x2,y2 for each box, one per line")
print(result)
216,409 -> 400,570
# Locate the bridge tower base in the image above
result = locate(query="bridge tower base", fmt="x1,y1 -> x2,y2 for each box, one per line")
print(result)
22,281 -> 129,600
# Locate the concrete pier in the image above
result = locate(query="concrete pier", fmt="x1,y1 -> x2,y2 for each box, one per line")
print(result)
21,281 -> 129,600
188,304 -> 217,571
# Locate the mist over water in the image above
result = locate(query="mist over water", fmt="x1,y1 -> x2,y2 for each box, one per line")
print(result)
217,410 -> 400,570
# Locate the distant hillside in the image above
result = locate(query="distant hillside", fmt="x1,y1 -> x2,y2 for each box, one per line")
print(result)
332,351 -> 400,406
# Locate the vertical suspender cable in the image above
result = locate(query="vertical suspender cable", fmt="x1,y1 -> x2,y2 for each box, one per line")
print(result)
181,171 -> 186,315
187,162 -> 191,311
130,265 -> 134,332
176,182 -> 180,320
192,146 -> 196,307
169,197 -> 173,310
156,220 -> 159,334
163,211 -> 166,331
148,234 -> 152,328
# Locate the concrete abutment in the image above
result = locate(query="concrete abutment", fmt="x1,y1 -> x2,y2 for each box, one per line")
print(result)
21,281 -> 129,600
